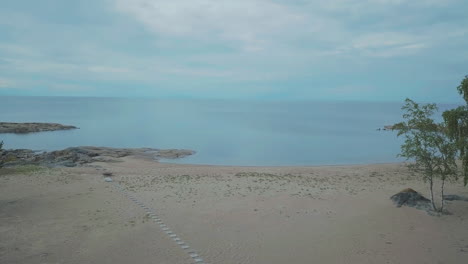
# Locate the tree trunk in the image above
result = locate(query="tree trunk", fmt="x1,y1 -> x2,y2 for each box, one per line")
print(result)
429,176 -> 437,211
440,176 -> 446,213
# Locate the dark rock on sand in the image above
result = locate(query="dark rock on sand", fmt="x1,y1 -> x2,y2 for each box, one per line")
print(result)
390,188 -> 431,211
0,122 -> 78,134
0,146 -> 195,168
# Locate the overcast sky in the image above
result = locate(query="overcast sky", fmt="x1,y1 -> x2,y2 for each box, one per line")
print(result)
0,0 -> 467,102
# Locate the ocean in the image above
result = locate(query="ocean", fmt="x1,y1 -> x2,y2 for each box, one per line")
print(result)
0,96 -> 457,166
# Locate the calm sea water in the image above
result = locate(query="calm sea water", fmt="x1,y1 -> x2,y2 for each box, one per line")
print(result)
0,96 -> 457,166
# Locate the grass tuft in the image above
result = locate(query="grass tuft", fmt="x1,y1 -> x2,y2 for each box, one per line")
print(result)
0,165 -> 46,176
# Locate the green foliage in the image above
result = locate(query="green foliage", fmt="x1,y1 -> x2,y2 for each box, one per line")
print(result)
442,75 -> 468,186
456,75 -> 468,103
0,140 -> 3,168
397,99 -> 458,212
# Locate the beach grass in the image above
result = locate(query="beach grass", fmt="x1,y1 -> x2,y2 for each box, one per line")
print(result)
0,165 -> 45,176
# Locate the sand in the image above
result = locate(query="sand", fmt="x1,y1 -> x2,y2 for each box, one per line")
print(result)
1,158 -> 468,264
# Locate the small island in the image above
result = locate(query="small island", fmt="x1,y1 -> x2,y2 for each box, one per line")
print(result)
0,122 -> 78,134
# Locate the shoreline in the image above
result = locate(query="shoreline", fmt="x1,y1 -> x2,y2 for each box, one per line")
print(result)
1,145 -> 407,169
158,159 -> 407,168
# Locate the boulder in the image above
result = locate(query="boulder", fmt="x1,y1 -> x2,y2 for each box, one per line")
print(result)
390,188 -> 431,210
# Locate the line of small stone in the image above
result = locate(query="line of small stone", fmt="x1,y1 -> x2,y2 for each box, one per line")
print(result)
110,182 -> 207,264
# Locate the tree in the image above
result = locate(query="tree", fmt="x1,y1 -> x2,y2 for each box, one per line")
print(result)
0,140 -> 3,168
442,75 -> 468,186
395,99 -> 458,212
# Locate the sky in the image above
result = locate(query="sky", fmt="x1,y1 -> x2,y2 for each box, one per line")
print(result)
0,0 -> 467,102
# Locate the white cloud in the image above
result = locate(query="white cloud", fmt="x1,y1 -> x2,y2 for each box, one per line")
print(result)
111,0 -> 458,57
345,32 -> 427,57
113,0 -> 308,51
318,0 -> 455,12
0,0 -> 466,98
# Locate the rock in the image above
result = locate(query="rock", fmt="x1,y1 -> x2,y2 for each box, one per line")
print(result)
0,122 -> 78,134
155,149 -> 196,159
104,177 -> 113,182
57,161 -> 77,167
103,172 -> 113,177
0,146 -> 195,168
91,156 -> 119,163
390,188 -> 431,211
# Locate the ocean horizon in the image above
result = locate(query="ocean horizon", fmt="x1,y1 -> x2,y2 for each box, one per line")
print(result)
0,96 -> 459,166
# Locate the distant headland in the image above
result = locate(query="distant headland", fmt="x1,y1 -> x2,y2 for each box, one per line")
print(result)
0,122 -> 78,134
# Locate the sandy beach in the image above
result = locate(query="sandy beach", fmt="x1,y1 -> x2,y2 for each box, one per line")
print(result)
1,157 -> 468,264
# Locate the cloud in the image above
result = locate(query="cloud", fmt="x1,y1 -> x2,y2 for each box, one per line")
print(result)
47,83 -> 91,91
330,84 -> 377,95
0,77 -> 14,88
0,44 -> 39,57
0,0 -> 467,100
111,0 -> 465,57
87,65 -> 132,74
113,0 -> 309,51
351,32 -> 419,50
346,32 -> 427,57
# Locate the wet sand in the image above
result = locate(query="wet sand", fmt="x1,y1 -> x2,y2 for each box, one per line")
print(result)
1,157 -> 468,264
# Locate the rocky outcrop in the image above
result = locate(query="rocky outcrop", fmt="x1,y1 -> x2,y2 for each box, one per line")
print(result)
0,122 -> 78,134
0,146 -> 195,167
